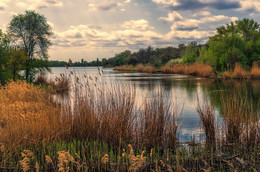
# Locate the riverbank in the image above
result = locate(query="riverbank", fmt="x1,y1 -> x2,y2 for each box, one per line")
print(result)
0,78 -> 259,171
114,62 -> 260,79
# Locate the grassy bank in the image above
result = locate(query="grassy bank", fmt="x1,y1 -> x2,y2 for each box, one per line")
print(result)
0,77 -> 259,171
114,62 -> 260,79
114,64 -> 158,73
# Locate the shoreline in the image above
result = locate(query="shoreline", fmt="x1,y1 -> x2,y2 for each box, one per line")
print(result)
113,63 -> 260,80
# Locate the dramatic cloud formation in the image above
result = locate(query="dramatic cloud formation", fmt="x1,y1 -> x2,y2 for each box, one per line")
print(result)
0,0 -> 258,61
17,0 -> 63,9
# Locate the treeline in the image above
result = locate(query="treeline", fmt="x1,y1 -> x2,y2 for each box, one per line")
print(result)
107,18 -> 260,73
102,45 -> 186,67
49,58 -> 103,67
183,18 -> 260,72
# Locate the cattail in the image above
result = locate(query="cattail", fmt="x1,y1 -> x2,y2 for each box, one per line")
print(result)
69,59 -> 73,66
101,154 -> 109,165
122,149 -> 126,157
45,155 -> 53,165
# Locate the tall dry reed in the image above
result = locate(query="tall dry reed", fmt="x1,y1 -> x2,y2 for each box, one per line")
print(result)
232,63 -> 249,79
197,98 -> 216,148
250,61 -> 260,79
0,81 -> 70,147
161,63 -> 215,77
137,91 -> 180,150
220,85 -> 259,146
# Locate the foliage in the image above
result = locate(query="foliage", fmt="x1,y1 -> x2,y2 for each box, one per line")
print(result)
0,30 -> 10,84
103,46 -> 183,67
204,18 -> 260,72
182,41 -> 200,64
7,47 -> 28,81
8,10 -> 53,82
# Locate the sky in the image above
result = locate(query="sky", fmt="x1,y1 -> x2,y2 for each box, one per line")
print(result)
0,0 -> 259,61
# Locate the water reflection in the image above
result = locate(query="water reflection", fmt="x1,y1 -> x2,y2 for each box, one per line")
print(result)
48,67 -> 260,142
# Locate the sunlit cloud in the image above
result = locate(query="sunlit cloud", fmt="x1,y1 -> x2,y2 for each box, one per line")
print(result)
16,0 -> 63,9
158,11 -> 183,23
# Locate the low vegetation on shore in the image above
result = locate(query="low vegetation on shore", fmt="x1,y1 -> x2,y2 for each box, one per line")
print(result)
0,74 -> 259,171
114,62 -> 260,79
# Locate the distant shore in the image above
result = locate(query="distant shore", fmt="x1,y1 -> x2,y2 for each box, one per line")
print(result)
114,62 -> 260,79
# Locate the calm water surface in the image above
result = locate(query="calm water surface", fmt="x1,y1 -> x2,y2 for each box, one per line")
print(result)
48,67 -> 260,142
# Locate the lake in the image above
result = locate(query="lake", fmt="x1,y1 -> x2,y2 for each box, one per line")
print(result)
48,67 -> 260,143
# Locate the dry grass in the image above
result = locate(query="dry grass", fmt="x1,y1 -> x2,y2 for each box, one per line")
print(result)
197,98 -> 216,148
34,74 -> 50,85
161,64 -> 172,73
0,81 -> 70,147
220,86 -> 260,146
136,64 -> 156,73
53,75 -> 70,94
250,61 -> 260,79
114,64 -> 156,73
161,63 -> 216,77
232,63 -> 249,79
113,65 -> 135,71
34,74 -> 70,94
137,91 -> 180,150
222,70 -> 233,79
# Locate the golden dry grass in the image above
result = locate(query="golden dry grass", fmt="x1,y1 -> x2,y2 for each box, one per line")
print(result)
114,64 -> 156,73
0,81 -> 70,147
220,86 -> 260,145
136,64 -> 156,73
161,63 -> 215,77
197,99 -> 216,148
232,63 -> 249,79
250,61 -> 260,79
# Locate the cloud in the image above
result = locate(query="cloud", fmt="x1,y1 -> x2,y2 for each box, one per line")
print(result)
171,19 -> 201,31
97,2 -> 118,11
16,0 -> 63,9
192,11 -> 211,17
0,2 -> 8,10
239,0 -> 260,12
152,0 -> 179,5
153,0 -> 241,11
158,11 -> 183,23
201,15 -> 238,23
88,1 -> 130,11
124,0 -> 131,4
51,19 -> 162,52
121,19 -> 154,30
170,15 -> 238,31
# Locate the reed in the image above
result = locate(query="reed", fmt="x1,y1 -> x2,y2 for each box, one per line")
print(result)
232,63 -> 249,79
136,64 -> 156,73
0,81 -> 70,147
1,69 -> 260,171
197,98 -> 216,148
160,63 -> 215,77
137,91 -> 179,151
250,61 -> 260,79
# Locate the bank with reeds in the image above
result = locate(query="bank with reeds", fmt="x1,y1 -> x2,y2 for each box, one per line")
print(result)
114,62 -> 260,79
0,76 -> 259,171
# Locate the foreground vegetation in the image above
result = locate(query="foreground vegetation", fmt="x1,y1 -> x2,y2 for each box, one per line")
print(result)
0,72 -> 259,171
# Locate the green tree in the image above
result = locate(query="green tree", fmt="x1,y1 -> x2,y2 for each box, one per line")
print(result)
8,10 -> 53,82
8,47 -> 28,81
0,30 -> 10,84
206,18 -> 260,71
236,18 -> 259,41
182,42 -> 199,64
